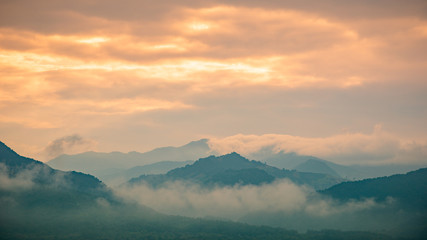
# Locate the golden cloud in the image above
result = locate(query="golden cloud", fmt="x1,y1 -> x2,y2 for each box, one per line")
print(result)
1,0 -> 426,159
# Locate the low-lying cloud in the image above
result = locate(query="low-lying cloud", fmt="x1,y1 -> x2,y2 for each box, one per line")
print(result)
115,180 -> 380,221
208,125 -> 427,165
0,163 -> 34,191
0,163 -> 73,192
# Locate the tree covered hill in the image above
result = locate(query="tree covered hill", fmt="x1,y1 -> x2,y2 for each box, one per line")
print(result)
321,168 -> 427,210
129,152 -> 343,190
0,141 -> 117,209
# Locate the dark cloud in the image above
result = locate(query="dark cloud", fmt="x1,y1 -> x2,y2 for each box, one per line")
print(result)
215,0 -> 427,20
2,0 -> 426,34
0,0 -> 210,34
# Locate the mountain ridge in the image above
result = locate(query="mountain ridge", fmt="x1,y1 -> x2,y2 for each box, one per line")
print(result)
129,152 -> 344,190
0,140 -> 115,208
46,139 -> 425,184
47,139 -> 212,177
100,160 -> 194,185
321,167 -> 427,210
250,148 -> 425,179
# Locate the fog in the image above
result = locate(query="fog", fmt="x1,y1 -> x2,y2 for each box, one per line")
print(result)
113,179 -> 424,235
115,180 -> 382,222
0,162 -> 422,238
0,163 -> 35,190
0,163 -> 72,191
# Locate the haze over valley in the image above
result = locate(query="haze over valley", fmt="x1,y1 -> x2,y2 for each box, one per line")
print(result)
1,0 -> 427,239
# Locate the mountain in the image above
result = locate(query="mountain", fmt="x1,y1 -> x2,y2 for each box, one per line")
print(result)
341,164 -> 427,180
47,139 -> 424,184
249,148 -> 325,169
294,159 -> 341,177
249,148 -> 425,180
0,140 -> 44,172
321,168 -> 427,210
47,139 -> 211,178
0,141 -> 115,209
99,160 -> 193,185
0,141 -> 399,240
249,148 -> 365,178
319,168 -> 427,238
125,160 -> 194,176
238,168 -> 427,238
129,152 -> 344,190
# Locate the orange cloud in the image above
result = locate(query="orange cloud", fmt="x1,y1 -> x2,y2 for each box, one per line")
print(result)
1,4 -> 426,91
1,0 -> 426,161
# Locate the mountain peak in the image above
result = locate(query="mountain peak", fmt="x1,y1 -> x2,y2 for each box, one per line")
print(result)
48,139 -> 213,174
295,159 -> 340,177
181,152 -> 256,174
183,138 -> 210,148
226,152 -> 242,157
217,152 -> 249,163
131,152 -> 343,190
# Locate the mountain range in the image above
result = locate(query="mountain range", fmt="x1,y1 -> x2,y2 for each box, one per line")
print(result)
1,140 -> 402,240
250,147 -> 425,180
47,139 -> 211,179
322,167 -> 427,210
47,139 -> 425,184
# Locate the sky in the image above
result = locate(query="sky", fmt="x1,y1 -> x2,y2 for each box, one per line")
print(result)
1,0 -> 427,163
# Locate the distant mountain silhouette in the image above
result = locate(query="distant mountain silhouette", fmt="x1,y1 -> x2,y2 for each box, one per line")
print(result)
47,139 -> 211,178
100,160 -> 194,185
129,152 -> 344,190
294,159 -> 341,177
47,139 -> 425,185
322,168 -> 427,210
249,148 -> 325,169
250,147 -> 425,180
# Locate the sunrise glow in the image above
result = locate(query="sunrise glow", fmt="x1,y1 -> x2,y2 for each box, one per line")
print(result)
0,0 -> 425,163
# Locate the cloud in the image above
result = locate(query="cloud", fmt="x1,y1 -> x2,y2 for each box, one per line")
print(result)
1,1 -> 425,99
208,125 -> 427,165
2,2 -> 426,89
115,179 -> 380,220
43,134 -> 97,159
0,162 -> 71,191
215,0 -> 427,20
1,0 -> 426,161
0,163 -> 34,191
